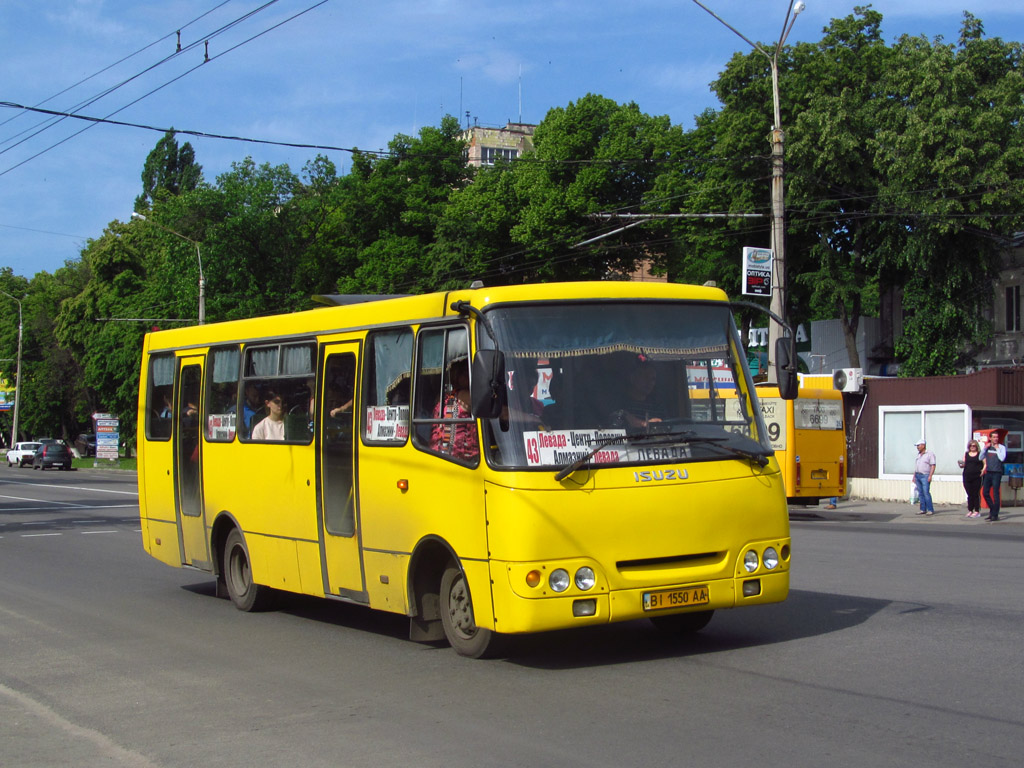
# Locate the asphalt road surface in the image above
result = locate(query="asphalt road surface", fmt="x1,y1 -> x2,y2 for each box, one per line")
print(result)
2,466 -> 1022,767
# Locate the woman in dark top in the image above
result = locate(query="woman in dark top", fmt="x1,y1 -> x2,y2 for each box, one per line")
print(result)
959,440 -> 984,518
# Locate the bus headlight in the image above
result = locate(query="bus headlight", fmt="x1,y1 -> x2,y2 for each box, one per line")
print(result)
549,569 -> 570,592
743,550 -> 759,573
574,567 -> 596,591
763,547 -> 779,570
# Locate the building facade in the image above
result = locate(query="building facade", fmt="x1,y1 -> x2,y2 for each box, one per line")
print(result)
461,123 -> 535,167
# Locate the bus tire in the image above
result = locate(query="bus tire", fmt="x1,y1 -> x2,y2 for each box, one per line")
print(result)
223,528 -> 273,612
439,565 -> 502,658
650,609 -> 714,636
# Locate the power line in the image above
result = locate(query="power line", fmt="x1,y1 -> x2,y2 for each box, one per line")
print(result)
0,0 -> 236,138
0,101 -> 387,163
0,1 -> 328,178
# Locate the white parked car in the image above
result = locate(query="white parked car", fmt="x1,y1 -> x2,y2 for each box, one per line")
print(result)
6,441 -> 42,467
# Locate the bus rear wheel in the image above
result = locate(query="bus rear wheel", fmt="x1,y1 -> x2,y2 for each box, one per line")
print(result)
440,565 -> 502,658
650,610 -> 714,636
223,528 -> 273,612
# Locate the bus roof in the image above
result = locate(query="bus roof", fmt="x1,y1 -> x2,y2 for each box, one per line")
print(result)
143,280 -> 731,352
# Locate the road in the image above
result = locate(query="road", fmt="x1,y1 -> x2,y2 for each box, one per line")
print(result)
2,466 -> 1023,767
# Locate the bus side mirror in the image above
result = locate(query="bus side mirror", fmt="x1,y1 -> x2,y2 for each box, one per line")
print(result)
776,337 -> 799,400
471,350 -> 507,418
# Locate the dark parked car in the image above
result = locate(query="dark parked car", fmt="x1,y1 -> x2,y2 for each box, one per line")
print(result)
74,433 -> 97,457
32,442 -> 74,471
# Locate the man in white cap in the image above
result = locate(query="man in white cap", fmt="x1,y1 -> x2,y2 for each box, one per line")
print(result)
914,439 -> 936,516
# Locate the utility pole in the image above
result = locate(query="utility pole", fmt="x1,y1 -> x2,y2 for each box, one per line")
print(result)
691,0 -> 805,382
131,212 -> 206,324
1,291 -> 23,443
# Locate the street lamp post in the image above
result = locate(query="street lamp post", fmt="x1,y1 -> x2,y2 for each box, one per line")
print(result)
691,0 -> 805,382
1,291 -> 24,444
131,212 -> 206,324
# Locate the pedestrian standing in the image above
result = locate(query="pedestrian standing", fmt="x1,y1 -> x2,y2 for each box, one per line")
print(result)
980,431 -> 1006,522
913,440 -> 936,516
959,440 -> 983,518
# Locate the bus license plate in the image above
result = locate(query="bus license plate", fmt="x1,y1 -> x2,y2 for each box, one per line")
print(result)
642,585 -> 710,612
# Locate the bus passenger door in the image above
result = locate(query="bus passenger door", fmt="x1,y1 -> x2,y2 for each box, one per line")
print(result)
175,359 -> 210,569
318,344 -> 366,601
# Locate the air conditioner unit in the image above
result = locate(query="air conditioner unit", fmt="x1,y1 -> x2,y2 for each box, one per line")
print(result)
833,368 -> 863,393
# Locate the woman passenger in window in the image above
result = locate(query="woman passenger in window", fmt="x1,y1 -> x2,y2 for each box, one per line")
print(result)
251,389 -> 286,441
431,359 -> 478,460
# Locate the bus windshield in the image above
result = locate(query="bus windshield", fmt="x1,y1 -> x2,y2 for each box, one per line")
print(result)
482,301 -> 771,470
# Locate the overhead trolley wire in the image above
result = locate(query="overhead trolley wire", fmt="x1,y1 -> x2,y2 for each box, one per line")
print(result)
0,1 -> 327,178
0,0 -> 235,137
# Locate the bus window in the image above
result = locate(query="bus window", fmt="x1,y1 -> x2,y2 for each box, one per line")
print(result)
481,302 -> 767,469
362,328 -> 412,445
414,326 -> 478,464
206,346 -> 240,442
146,353 -> 175,440
240,341 -> 316,443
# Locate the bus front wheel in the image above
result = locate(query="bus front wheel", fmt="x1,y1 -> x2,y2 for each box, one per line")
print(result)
439,565 -> 502,658
650,610 -> 714,636
223,528 -> 273,612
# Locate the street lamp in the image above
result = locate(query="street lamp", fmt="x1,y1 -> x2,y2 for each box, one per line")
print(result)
1,291 -> 24,444
131,212 -> 206,324
691,0 -> 805,382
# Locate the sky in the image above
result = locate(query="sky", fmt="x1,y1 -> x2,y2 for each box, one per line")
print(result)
1,0 -> 1023,280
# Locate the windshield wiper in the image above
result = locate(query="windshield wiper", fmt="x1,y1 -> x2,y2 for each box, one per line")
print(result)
644,430 -> 770,467
554,433 -> 629,481
681,436 -> 771,467
554,430 -> 769,480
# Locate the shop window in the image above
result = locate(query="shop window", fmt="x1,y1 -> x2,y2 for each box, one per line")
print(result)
879,405 -> 969,478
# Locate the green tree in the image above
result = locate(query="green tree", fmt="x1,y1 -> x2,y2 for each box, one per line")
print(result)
664,8 -> 1024,375
875,14 -> 1024,374
135,129 -> 204,211
56,228 -> 150,445
337,116 -> 470,294
433,95 -> 685,287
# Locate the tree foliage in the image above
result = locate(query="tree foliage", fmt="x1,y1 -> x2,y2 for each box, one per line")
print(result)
135,130 -> 203,211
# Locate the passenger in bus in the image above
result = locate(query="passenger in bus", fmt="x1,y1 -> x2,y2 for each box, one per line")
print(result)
241,381 -> 263,432
611,356 -> 666,432
251,389 -> 286,441
431,359 -> 479,460
326,371 -> 354,418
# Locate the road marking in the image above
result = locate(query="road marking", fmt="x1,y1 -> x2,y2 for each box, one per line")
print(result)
21,533 -> 63,537
0,502 -> 139,513
0,479 -> 138,496
81,530 -> 119,534
0,681 -> 161,768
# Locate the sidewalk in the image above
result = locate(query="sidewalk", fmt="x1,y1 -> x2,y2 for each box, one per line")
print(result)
789,498 -> 1022,525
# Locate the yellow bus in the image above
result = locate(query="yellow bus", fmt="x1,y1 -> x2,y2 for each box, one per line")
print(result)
137,281 -> 793,656
752,382 -> 846,504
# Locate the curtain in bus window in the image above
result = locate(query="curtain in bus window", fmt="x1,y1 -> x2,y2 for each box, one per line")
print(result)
372,329 -> 413,405
282,344 -> 314,375
248,347 -> 277,377
212,347 -> 240,382
151,355 -> 175,386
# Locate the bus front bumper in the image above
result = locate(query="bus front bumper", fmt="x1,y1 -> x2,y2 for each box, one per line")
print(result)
487,568 -> 790,635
